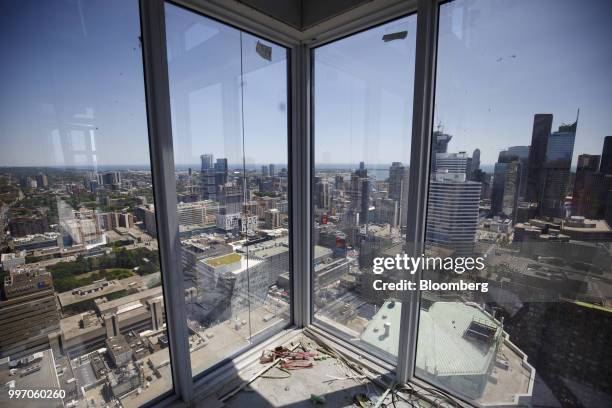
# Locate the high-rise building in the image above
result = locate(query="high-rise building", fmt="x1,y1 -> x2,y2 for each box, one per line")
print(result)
572,154 -> 600,217
491,149 -> 523,219
218,184 -> 243,214
313,176 -> 331,210
507,146 -> 530,200
426,172 -> 481,255
470,148 -> 481,180
102,171 -> 121,187
526,113 -> 553,204
269,164 -> 275,178
373,198 -> 399,227
0,267 -> 60,358
600,136 -> 612,175
430,129 -> 452,172
502,162 -> 520,218
541,121 -> 576,217
264,208 -> 282,229
350,165 -> 371,225
261,165 -> 269,177
35,173 -> 48,188
200,154 -> 213,171
434,152 -> 469,174
388,162 -> 410,227
215,158 -> 229,186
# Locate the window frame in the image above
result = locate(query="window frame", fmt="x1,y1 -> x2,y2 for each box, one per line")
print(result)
138,0 -> 446,406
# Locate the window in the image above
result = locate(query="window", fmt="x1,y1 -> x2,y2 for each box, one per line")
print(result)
312,15 -> 417,362
164,3 -> 291,377
0,1 -> 172,406
416,0 -> 612,406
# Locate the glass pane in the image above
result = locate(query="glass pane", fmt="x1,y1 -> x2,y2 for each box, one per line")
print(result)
417,0 -> 612,406
164,3 -> 291,377
0,1 -> 172,406
312,15 -> 417,362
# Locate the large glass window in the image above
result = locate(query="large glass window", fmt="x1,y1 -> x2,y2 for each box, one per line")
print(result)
0,1 -> 173,406
164,3 -> 291,377
312,15 -> 417,362
416,0 -> 612,406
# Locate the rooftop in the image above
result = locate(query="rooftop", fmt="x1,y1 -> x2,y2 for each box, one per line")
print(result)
204,253 -> 242,267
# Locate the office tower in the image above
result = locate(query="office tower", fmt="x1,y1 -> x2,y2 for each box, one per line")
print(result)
433,129 -> 452,154
269,164 -> 275,178
35,173 -> 48,188
200,154 -> 213,171
492,147 -> 524,218
434,152 -> 469,174
426,172 -> 481,255
215,158 -> 229,186
470,148 -> 481,178
218,184 -> 242,214
526,113 -> 553,204
572,154 -> 600,216
492,161 -> 520,219
350,165 -> 371,225
373,198 -> 399,227
507,146 -> 530,200
388,162 -> 410,227
600,136 -> 612,175
261,165 -> 268,177
313,177 -> 331,210
334,175 -> 344,190
356,161 -> 367,178
541,121 -> 576,217
102,171 -> 121,187
264,208 -> 282,229
0,267 -> 60,358
430,129 -> 452,172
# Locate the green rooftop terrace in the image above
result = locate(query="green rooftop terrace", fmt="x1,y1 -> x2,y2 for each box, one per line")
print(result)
205,253 -> 242,267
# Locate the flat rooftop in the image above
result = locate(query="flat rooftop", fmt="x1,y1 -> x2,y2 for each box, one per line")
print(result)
205,253 -> 242,267
0,349 -> 62,408
360,300 -> 535,406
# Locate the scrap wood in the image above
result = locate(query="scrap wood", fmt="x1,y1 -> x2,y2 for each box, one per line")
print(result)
373,381 -> 397,408
261,366 -> 292,379
220,342 -> 300,402
281,359 -> 313,369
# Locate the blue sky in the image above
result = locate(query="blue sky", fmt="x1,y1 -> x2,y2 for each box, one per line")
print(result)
1,0 -> 611,168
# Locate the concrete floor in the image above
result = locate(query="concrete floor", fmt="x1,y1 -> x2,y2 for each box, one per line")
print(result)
221,336 -> 415,408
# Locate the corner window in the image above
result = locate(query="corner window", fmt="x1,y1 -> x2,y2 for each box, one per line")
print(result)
164,3 -> 291,377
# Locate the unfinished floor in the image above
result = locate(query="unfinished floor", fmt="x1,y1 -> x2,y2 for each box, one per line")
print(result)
194,334 -> 437,408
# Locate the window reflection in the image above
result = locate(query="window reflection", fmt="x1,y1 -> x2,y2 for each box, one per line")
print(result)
164,3 -> 291,377
0,1 -> 172,406
312,15 -> 417,361
417,0 -> 612,406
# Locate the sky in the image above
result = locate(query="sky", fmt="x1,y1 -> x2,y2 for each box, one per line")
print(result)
0,0 -> 611,168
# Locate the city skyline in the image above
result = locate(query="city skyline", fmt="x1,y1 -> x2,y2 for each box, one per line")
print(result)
2,0 -> 612,166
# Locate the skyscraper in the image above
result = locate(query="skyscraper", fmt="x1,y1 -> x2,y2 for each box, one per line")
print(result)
541,121 -> 576,217
430,129 -> 452,172
470,148 -> 481,179
600,136 -> 612,175
200,154 -> 213,171
350,164 -> 371,225
571,154 -> 601,217
388,162 -> 410,227
434,152 -> 469,174
269,164 -> 275,178
426,172 -> 481,255
201,154 -> 216,200
507,146 -> 530,200
526,113 -> 553,204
